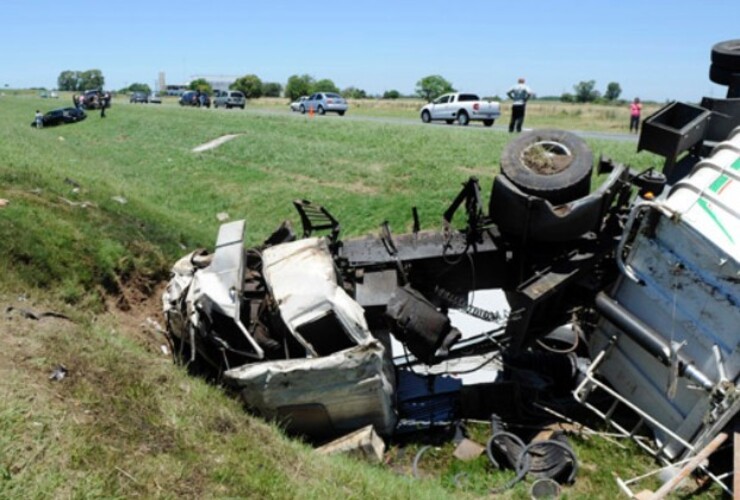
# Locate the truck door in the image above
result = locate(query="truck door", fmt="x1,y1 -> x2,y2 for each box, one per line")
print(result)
430,94 -> 452,120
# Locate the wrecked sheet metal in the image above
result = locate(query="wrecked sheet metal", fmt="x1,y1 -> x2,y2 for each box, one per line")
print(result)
262,237 -> 372,356
223,340 -> 396,437
163,220 -> 265,361
164,228 -> 396,439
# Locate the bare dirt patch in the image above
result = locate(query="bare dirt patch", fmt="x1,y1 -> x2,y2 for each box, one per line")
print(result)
521,145 -> 572,175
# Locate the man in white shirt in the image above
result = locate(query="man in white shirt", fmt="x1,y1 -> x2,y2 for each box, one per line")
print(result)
507,78 -> 533,133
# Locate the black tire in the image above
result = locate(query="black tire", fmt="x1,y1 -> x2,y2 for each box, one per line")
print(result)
300,104 -> 306,114
457,111 -> 470,126
500,129 -> 593,205
709,64 -> 740,86
445,119 -> 454,125
711,39 -> 740,71
483,119 -> 494,127
338,111 -> 345,116
421,110 -> 431,123
240,105 -> 245,109
317,105 -> 325,115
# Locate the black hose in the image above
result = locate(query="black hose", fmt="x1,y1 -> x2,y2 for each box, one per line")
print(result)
515,439 -> 579,485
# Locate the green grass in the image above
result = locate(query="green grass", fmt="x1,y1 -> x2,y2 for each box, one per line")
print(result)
0,95 -> 714,498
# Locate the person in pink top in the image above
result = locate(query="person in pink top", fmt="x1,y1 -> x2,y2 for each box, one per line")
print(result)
630,97 -> 642,133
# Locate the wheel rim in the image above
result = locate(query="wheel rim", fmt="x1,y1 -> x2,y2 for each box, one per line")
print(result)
459,114 -> 468,125
422,111 -> 430,123
519,141 -> 573,175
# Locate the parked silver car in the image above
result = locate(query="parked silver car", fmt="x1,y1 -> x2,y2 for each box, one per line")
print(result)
214,90 -> 246,109
300,92 -> 347,115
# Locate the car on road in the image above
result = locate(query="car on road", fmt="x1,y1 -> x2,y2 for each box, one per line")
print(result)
130,91 -> 148,103
300,92 -> 348,115
213,90 -> 246,109
30,107 -> 86,127
420,92 -> 501,126
290,96 -> 308,112
179,90 -> 211,108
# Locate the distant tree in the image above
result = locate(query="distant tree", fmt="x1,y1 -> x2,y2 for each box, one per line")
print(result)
342,87 -> 367,99
573,80 -> 600,103
560,93 -> 575,103
313,78 -> 339,94
126,82 -> 151,94
57,70 -> 79,91
189,78 -> 213,93
604,82 -> 622,101
285,74 -> 314,101
78,69 -> 105,90
383,90 -> 401,99
262,81 -> 282,97
231,74 -> 263,98
415,75 -> 455,102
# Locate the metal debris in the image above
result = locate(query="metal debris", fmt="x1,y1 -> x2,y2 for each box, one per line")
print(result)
49,365 -> 68,381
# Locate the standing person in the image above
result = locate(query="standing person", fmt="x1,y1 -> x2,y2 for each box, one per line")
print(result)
35,110 -> 44,129
507,77 -> 534,133
630,97 -> 642,133
73,94 -> 79,109
100,91 -> 110,118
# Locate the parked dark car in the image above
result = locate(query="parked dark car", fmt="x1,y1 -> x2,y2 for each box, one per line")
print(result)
130,91 -> 148,103
179,90 -> 211,108
30,107 -> 87,127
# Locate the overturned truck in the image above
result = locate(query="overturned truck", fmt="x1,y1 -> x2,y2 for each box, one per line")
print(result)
163,41 -> 740,494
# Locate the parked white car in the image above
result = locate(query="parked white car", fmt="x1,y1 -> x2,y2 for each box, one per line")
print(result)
290,96 -> 308,112
420,92 -> 501,126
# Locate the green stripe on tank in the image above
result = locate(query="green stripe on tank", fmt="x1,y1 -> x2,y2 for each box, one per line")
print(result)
696,156 -> 739,243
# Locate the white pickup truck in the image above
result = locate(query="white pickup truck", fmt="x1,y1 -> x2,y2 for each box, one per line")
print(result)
420,92 -> 501,126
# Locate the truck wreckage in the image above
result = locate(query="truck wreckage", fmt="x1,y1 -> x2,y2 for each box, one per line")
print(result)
163,42 -> 740,495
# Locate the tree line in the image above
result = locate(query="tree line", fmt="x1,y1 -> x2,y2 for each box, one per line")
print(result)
57,70 -> 105,92
57,70 -> 627,103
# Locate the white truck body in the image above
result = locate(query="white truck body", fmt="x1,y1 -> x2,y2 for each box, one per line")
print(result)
581,126 -> 740,460
420,93 -> 501,126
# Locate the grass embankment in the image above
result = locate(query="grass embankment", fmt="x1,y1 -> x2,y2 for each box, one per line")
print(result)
2,95 -> 702,498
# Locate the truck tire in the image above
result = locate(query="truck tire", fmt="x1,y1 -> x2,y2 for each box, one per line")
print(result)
457,111 -> 470,126
711,39 -> 740,71
483,119 -> 494,127
300,104 -> 306,114
421,110 -> 431,123
318,105 -> 325,115
709,64 -> 740,86
500,129 -> 593,205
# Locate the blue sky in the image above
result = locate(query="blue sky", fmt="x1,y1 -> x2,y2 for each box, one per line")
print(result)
3,0 -> 738,101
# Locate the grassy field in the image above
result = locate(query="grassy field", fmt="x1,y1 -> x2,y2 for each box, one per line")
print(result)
0,94 -> 716,498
